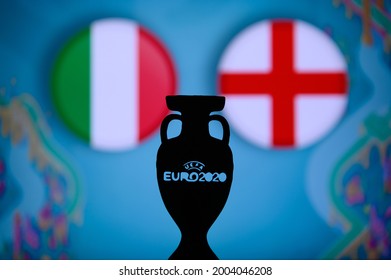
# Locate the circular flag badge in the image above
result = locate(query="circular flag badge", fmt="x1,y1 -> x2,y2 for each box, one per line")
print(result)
52,18 -> 176,151
218,19 -> 348,149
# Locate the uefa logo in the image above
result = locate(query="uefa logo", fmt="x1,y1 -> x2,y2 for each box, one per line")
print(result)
163,161 -> 227,183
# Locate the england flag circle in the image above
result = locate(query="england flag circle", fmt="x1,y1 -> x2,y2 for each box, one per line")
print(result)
51,18 -> 176,151
218,19 -> 349,149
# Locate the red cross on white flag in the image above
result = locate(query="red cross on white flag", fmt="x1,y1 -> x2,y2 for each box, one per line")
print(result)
218,19 -> 348,148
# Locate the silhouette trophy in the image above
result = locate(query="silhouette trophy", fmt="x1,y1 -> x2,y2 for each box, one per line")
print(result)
156,95 -> 233,260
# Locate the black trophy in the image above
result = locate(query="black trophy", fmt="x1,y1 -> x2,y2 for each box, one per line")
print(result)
156,95 -> 234,260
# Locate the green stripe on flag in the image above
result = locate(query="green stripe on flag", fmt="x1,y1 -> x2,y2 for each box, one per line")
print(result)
52,28 -> 90,141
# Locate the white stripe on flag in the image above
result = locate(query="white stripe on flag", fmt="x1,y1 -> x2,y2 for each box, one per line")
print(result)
225,95 -> 272,147
219,22 -> 271,73
294,21 -> 346,72
91,19 -> 138,150
295,95 -> 346,147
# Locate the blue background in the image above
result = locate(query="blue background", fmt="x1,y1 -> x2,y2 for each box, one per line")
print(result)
0,0 -> 390,259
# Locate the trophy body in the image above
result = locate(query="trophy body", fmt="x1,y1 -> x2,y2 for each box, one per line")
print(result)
156,95 -> 233,260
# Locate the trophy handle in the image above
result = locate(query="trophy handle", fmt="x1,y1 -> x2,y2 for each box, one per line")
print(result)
209,115 -> 230,145
161,114 -> 182,143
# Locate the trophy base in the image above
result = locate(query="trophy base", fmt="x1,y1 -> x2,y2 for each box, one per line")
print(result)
169,236 -> 218,260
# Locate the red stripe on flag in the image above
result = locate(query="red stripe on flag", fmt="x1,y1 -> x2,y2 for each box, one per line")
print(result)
220,73 -> 347,95
220,21 -> 348,148
272,21 -> 295,146
139,27 -> 176,141
292,73 -> 347,93
220,74 -> 274,93
273,21 -> 294,73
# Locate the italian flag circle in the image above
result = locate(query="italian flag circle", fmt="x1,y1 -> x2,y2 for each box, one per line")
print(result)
51,18 -> 176,151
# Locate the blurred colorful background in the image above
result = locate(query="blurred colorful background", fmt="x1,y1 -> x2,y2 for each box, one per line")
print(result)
0,0 -> 390,259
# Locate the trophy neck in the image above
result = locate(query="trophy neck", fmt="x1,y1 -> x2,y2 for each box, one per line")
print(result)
180,112 -> 210,140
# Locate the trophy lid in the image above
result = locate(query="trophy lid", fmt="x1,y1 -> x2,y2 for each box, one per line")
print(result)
166,95 -> 225,113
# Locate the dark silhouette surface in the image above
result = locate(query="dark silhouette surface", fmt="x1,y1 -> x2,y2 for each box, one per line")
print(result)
156,95 -> 234,260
